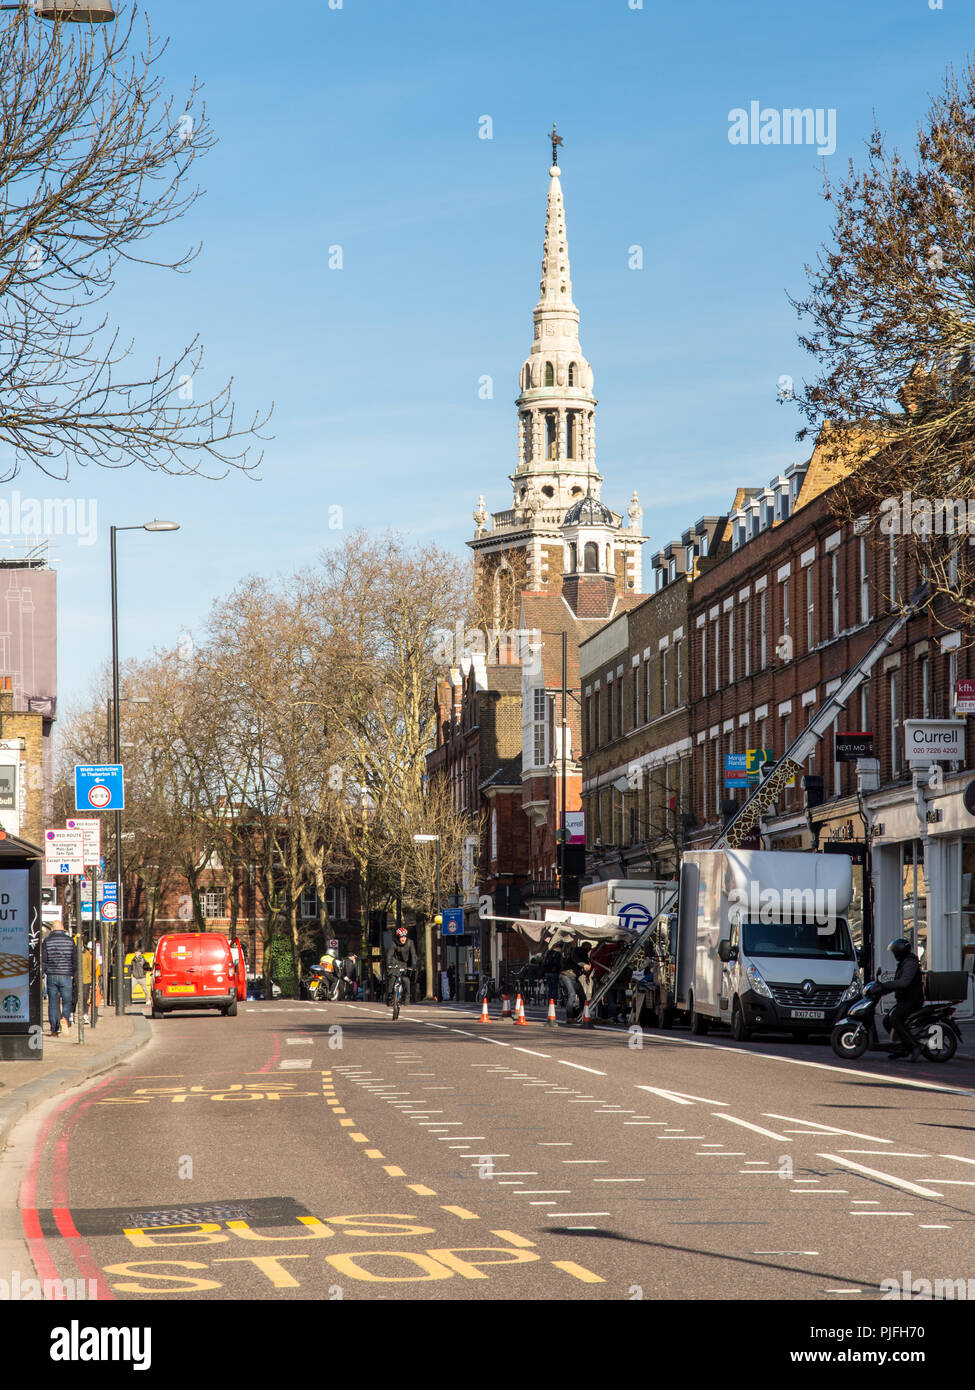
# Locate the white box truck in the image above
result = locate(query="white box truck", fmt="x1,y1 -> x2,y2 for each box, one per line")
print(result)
578,880 -> 676,930
675,849 -> 861,1041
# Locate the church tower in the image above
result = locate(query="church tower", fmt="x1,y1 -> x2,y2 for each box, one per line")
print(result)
470,131 -> 647,623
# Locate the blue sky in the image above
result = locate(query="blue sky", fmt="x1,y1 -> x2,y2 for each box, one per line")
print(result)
13,0 -> 971,711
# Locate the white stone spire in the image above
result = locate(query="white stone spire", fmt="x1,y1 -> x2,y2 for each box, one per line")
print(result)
511,157 -> 600,516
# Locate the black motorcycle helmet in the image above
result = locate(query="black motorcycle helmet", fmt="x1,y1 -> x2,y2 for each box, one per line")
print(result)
887,937 -> 912,961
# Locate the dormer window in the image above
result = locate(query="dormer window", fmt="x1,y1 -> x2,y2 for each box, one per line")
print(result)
655,567 -> 664,591
685,545 -> 695,569
697,530 -> 709,557
668,558 -> 676,582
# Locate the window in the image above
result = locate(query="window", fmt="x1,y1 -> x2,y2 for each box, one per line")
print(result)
325,885 -> 348,920
759,590 -> 767,667
860,683 -> 870,737
299,888 -> 317,920
714,738 -> 722,816
521,413 -> 533,462
632,664 -> 640,726
566,412 -> 578,459
831,551 -> 840,636
568,361 -> 577,386
544,361 -> 554,386
685,545 -> 694,570
644,658 -> 652,723
201,888 -> 227,919
743,599 -> 751,676
859,536 -> 871,622
890,671 -> 900,776
701,624 -> 708,694
833,712 -> 842,799
618,677 -> 624,738
567,542 -> 577,573
728,608 -> 735,683
491,808 -> 498,861
920,655 -> 930,718
545,413 -> 558,460
781,714 -> 791,804
698,530 -> 709,558
712,618 -> 720,689
806,564 -> 816,649
661,648 -> 670,713
533,688 -> 548,767
584,541 -> 598,572
889,533 -> 899,605
676,641 -> 684,704
781,577 -> 791,651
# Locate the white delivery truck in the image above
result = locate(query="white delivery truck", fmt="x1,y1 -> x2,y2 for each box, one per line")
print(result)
675,849 -> 861,1041
578,880 -> 676,927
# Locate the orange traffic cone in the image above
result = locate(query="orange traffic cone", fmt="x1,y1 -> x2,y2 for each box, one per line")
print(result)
514,995 -> 530,1026
580,1000 -> 594,1029
546,997 -> 558,1027
501,994 -> 512,1019
512,993 -> 524,1023
477,996 -> 492,1023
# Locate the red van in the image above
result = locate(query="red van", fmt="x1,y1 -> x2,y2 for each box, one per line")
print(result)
151,933 -> 239,1017
229,937 -> 246,1003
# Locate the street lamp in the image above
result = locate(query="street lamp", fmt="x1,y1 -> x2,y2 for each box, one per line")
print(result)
413,833 -> 440,1000
110,520 -> 179,1013
0,2 -> 116,19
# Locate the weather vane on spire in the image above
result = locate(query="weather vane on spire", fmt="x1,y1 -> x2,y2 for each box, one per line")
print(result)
549,123 -> 563,166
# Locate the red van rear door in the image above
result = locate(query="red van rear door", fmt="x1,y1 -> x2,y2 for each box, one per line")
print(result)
157,936 -> 197,997
195,936 -> 233,996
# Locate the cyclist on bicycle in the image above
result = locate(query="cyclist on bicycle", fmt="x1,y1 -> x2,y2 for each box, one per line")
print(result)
385,927 -> 418,1007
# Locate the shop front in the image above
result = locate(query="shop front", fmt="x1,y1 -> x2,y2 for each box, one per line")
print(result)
868,773 -> 975,996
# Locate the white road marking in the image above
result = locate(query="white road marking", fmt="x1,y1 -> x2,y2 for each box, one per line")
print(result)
436,1135 -> 485,1141
558,1061 -> 607,1076
593,1178 -> 646,1183
820,1154 -> 944,1199
919,1224 -> 951,1229
514,1048 -> 551,1058
755,1250 -> 821,1255
637,1086 -> 729,1107
916,1180 -> 975,1186
563,1160 -> 609,1164
450,1030 -> 477,1037
517,1190 -> 570,1195
277,1059 -> 312,1070
658,1135 -> 707,1140
697,1152 -> 746,1157
765,1114 -> 894,1143
789,1189 -> 849,1195
285,1038 -> 313,1045
941,1153 -> 975,1166
836,1150 -> 930,1157
849,1211 -> 914,1217
548,1212 -> 611,1218
716,1114 -> 789,1141
537,1142 -> 573,1146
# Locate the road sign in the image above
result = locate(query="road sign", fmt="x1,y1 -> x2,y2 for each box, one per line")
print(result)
101,882 -> 118,923
74,765 -> 124,812
66,817 -> 101,865
44,828 -> 84,876
441,908 -> 464,937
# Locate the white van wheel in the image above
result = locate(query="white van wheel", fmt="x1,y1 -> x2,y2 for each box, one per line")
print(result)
730,998 -> 752,1042
689,997 -> 709,1035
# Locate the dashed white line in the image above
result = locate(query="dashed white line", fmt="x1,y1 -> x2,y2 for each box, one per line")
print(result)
820,1154 -> 943,1199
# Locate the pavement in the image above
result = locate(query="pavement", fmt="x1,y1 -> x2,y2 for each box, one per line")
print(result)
0,1005 -> 152,1153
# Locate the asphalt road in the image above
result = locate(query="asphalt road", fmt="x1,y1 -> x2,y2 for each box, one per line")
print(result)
4,997 -> 975,1304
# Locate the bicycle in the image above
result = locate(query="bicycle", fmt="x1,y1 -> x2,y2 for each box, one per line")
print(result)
390,972 -> 406,1020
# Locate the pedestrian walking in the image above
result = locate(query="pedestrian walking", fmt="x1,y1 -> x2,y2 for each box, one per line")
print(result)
82,941 -> 93,1022
130,949 -> 149,1011
41,920 -> 77,1037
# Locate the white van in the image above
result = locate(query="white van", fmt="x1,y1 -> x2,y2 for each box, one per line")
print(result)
675,850 -> 861,1041
578,879 -> 676,930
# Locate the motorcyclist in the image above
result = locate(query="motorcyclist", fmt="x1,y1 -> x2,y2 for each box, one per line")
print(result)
877,937 -> 925,1062
318,949 -> 339,1000
385,927 -> 418,1008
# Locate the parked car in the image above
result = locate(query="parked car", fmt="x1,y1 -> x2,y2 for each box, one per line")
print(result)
246,972 -> 282,1001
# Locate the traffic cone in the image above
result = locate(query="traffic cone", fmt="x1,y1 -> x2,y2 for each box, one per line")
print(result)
580,1000 -> 594,1029
477,996 -> 492,1023
512,992 -> 524,1023
546,997 -> 558,1027
501,994 -> 512,1019
514,995 -> 530,1026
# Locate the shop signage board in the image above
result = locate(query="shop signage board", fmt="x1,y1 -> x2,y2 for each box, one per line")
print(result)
956,679 -> 975,715
835,732 -> 874,762
904,719 -> 966,767
725,753 -> 747,789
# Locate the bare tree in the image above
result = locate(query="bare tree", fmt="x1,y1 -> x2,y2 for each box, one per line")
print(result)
0,6 -> 269,479
789,57 -> 975,624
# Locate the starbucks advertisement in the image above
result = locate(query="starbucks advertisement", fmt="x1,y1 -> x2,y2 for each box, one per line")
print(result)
0,867 -> 31,1023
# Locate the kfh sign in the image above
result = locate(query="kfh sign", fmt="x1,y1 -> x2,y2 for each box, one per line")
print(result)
904,720 -> 966,767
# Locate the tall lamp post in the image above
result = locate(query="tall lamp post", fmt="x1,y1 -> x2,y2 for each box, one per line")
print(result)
413,833 -> 440,1000
110,520 -> 179,1013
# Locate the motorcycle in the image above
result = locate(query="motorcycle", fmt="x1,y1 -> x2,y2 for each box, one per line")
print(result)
830,980 -> 960,1062
309,964 -> 340,1002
